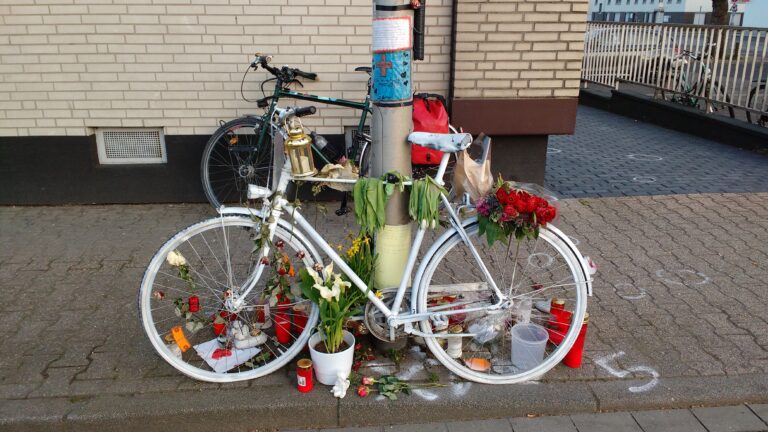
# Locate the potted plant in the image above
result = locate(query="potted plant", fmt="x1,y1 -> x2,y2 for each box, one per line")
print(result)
299,259 -> 369,385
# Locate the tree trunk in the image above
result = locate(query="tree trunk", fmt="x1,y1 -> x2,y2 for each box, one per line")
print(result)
711,0 -> 728,25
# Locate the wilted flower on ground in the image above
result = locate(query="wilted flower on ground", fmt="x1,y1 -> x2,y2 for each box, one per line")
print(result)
357,385 -> 369,397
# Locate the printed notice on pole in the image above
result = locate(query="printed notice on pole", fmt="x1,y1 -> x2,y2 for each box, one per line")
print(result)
372,17 -> 412,53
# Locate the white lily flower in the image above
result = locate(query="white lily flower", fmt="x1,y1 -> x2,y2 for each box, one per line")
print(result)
322,263 -> 334,282
333,275 -> 351,294
315,282 -> 340,302
306,266 -> 323,285
166,250 -> 187,267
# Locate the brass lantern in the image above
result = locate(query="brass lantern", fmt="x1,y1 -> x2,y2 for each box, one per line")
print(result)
284,118 -> 317,177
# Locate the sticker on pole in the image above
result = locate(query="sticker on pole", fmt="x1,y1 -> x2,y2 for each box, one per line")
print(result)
372,16 -> 412,53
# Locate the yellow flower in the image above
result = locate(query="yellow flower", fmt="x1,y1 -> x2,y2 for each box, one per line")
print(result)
346,238 -> 361,258
336,243 -> 344,251
374,291 -> 383,298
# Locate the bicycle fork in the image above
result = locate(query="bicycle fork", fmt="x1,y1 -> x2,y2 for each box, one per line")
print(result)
228,165 -> 294,312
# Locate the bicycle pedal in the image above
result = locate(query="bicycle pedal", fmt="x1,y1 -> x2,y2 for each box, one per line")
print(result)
335,207 -> 350,216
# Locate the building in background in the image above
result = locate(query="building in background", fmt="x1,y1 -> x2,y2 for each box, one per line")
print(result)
0,0 -> 588,205
587,0 -> 749,25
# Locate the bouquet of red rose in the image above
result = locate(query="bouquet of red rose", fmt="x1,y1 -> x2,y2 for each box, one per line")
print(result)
476,178 -> 558,246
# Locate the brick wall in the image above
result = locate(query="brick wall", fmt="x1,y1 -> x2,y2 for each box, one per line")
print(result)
0,0 -> 451,137
452,0 -> 587,99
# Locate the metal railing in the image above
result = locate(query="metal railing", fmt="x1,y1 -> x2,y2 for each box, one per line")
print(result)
582,22 -> 768,124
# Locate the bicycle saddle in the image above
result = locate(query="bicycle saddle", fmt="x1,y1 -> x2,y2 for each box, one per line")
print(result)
355,66 -> 372,74
408,132 -> 472,153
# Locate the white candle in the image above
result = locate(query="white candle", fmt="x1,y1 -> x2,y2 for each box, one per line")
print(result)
299,155 -> 311,172
446,325 -> 463,358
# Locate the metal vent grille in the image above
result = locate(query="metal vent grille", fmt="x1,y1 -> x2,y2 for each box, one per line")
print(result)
96,128 -> 167,164
344,126 -> 371,151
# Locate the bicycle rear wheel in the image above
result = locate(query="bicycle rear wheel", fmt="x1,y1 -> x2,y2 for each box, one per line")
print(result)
139,215 -> 319,382
201,117 -> 274,209
415,222 -> 589,384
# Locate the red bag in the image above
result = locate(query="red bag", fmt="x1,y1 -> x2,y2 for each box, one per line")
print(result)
411,93 -> 449,165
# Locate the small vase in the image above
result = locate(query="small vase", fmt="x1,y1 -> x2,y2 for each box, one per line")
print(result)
309,330 -> 355,385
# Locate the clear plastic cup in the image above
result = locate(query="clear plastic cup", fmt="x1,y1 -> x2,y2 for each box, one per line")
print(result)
510,323 -> 548,371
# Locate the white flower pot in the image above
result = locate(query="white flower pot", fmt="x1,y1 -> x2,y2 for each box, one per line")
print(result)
309,330 -> 355,385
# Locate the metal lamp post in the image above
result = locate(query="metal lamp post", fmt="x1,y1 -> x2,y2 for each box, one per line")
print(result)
369,0 -> 414,290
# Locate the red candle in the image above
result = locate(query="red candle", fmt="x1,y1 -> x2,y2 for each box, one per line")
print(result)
563,313 -> 589,368
256,302 -> 268,324
293,305 -> 308,333
213,321 -> 226,336
275,313 -> 291,345
547,299 -> 568,345
296,358 -> 313,393
212,310 -> 233,336
188,295 -> 200,313
275,293 -> 291,314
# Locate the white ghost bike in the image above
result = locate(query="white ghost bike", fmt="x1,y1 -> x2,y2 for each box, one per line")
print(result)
139,109 -> 592,384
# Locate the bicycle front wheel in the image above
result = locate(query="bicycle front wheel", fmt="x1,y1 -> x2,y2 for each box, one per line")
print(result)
201,117 -> 274,208
139,215 -> 319,382
416,222 -> 589,384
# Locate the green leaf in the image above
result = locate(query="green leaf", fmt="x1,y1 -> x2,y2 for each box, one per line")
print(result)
385,182 -> 394,196
485,221 -> 502,247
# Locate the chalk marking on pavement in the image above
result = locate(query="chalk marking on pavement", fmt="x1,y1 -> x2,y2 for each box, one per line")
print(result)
547,147 -> 562,154
655,269 -> 711,286
632,176 -> 657,183
527,252 -> 555,269
613,282 -> 646,300
395,346 -> 440,401
594,351 -> 659,393
627,154 -> 663,161
451,381 -> 472,396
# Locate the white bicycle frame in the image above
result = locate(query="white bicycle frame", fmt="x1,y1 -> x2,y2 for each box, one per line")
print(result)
226,148 -> 507,341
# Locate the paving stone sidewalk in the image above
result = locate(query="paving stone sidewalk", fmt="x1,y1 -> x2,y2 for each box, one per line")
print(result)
546,106 -> 768,198
1,191 -> 767,430
287,403 -> 768,431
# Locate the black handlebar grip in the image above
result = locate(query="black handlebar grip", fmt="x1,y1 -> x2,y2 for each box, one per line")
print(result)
294,106 -> 317,117
295,70 -> 318,80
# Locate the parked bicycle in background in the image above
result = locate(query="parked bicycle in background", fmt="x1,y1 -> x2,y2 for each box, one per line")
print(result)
201,55 -> 459,209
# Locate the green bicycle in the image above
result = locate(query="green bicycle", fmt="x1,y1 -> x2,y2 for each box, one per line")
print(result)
201,55 -> 373,208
